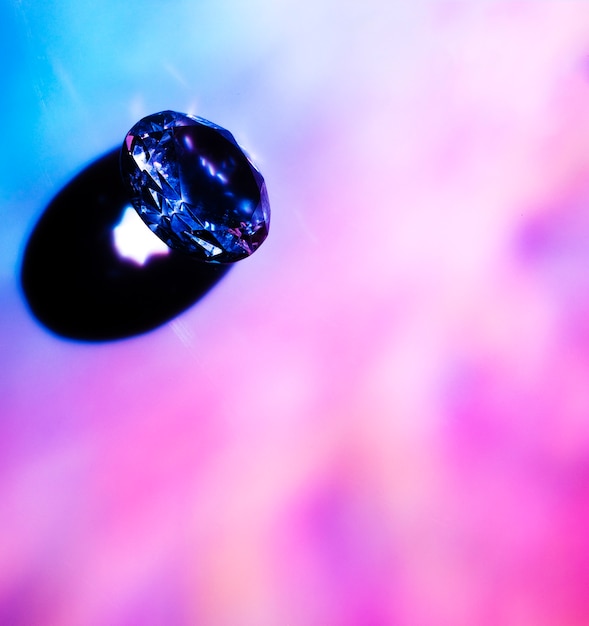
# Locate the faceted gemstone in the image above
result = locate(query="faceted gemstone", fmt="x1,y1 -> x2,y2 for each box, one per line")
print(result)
120,111 -> 270,263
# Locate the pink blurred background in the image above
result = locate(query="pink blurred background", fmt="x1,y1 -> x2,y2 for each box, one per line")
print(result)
4,2 -> 589,624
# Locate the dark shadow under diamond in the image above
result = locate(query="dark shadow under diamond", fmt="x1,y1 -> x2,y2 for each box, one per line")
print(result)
20,148 -> 231,342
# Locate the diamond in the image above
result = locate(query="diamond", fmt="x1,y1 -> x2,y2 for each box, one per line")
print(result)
120,111 -> 270,263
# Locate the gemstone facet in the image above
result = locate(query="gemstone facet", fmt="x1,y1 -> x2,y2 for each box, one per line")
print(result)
120,111 -> 270,263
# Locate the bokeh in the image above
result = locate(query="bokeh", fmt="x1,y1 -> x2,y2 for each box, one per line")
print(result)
3,1 -> 589,624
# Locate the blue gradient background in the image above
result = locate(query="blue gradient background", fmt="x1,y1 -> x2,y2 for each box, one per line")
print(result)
5,2 -> 589,625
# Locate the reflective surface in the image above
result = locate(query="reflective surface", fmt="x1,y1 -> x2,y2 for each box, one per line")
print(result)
5,2 -> 589,625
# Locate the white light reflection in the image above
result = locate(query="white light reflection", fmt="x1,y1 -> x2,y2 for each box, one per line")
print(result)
112,206 -> 169,265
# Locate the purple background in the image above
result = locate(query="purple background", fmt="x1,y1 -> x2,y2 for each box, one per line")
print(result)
3,2 -> 589,624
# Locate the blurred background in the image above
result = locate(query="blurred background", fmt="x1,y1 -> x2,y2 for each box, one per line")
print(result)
4,1 -> 589,624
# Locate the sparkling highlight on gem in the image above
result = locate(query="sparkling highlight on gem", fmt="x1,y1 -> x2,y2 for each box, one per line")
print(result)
120,111 -> 270,263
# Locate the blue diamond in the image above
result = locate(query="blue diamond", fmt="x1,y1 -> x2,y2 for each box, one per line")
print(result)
121,111 -> 270,263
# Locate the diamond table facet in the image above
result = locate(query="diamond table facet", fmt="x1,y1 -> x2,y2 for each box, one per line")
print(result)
120,111 -> 270,263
